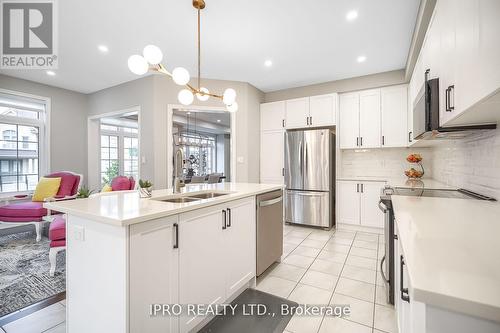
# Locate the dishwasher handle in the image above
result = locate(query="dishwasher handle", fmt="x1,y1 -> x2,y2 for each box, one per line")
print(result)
258,196 -> 283,207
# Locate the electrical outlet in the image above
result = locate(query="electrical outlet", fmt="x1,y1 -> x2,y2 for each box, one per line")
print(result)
73,225 -> 85,241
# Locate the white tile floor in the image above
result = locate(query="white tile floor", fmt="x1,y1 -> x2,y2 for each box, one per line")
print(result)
256,224 -> 396,333
1,224 -> 395,333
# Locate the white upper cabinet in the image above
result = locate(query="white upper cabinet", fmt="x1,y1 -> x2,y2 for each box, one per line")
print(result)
260,101 -> 285,131
359,89 -> 382,148
309,93 -> 337,127
381,85 -> 408,148
411,0 -> 500,127
339,92 -> 360,149
283,94 -> 337,129
285,97 -> 310,129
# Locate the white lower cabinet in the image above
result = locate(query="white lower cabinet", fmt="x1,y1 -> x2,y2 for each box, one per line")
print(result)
178,197 -> 256,333
337,180 -> 385,228
129,197 -> 256,333
129,216 -> 179,333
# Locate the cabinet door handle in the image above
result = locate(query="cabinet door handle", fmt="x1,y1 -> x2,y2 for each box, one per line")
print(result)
226,208 -> 232,228
282,119 -> 285,128
309,116 -> 313,125
222,210 -> 227,230
173,223 -> 179,249
361,183 -> 364,193
306,117 -> 309,125
356,183 -> 359,193
445,87 -> 450,111
360,137 -> 363,146
400,255 -> 410,302
382,135 -> 385,146
408,131 -> 412,143
356,137 -> 359,147
448,85 -> 455,111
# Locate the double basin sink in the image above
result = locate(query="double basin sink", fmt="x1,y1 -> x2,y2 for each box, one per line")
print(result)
158,191 -> 230,203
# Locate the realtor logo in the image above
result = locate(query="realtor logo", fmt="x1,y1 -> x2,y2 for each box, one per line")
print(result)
1,0 -> 58,69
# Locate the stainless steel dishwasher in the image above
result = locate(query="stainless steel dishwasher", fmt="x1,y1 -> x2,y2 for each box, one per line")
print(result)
256,190 -> 284,276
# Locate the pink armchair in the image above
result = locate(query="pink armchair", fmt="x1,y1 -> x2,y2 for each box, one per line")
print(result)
0,171 -> 83,242
110,176 -> 136,191
49,215 -> 66,276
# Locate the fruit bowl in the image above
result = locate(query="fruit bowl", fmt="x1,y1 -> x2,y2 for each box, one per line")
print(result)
405,168 -> 424,179
406,154 -> 422,163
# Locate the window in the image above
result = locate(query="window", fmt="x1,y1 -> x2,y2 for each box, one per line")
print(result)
0,91 -> 47,193
100,123 -> 139,185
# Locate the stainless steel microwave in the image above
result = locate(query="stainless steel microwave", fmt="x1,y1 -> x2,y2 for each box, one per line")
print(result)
412,77 -> 496,140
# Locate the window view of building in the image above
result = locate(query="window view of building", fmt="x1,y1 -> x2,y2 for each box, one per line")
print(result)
99,116 -> 139,185
0,92 -> 46,193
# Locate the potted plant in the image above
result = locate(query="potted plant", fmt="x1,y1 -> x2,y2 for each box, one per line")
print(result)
138,179 -> 153,198
77,186 -> 94,199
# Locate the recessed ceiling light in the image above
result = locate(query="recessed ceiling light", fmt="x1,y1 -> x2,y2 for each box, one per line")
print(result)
217,119 -> 221,123
46,70 -> 56,76
98,45 -> 109,53
346,10 -> 358,21
186,112 -> 191,115
264,59 -> 273,67
357,55 -> 367,63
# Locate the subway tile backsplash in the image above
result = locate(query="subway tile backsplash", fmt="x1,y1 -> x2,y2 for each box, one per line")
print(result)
431,128 -> 500,199
340,147 -> 433,179
340,128 -> 500,199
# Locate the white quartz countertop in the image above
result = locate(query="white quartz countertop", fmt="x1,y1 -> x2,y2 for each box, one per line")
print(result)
337,176 -> 455,189
392,195 -> 500,322
44,183 -> 283,226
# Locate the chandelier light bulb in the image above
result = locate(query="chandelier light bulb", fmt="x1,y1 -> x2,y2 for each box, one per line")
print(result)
178,89 -> 194,105
143,45 -> 163,65
128,55 -> 149,75
196,87 -> 210,101
172,67 -> 191,85
227,102 -> 238,112
222,88 -> 237,105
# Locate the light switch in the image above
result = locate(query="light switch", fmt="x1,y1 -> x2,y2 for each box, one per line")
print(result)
73,225 -> 85,241
237,156 -> 244,164
141,156 -> 146,164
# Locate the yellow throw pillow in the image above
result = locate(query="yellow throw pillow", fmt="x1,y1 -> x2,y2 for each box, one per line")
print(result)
102,184 -> 112,192
32,177 -> 62,202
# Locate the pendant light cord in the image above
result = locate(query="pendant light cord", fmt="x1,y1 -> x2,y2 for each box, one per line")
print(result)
197,8 -> 201,91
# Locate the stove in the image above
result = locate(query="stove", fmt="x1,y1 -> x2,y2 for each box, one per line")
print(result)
383,187 -> 497,201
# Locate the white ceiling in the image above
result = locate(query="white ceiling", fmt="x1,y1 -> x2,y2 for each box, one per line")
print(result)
0,0 -> 420,94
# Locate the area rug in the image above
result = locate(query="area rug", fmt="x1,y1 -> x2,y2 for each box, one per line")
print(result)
0,230 -> 65,317
199,289 -> 298,333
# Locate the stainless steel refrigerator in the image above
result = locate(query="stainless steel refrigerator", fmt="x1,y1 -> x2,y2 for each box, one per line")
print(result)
284,129 -> 335,229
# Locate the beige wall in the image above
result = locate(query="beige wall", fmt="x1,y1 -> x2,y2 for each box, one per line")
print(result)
264,70 -> 406,102
0,74 -> 88,181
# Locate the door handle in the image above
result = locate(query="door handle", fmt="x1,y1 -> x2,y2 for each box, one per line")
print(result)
400,255 -> 410,302
259,196 -> 283,207
222,210 -> 227,230
226,208 -> 231,228
173,223 -> 179,249
448,85 -> 455,111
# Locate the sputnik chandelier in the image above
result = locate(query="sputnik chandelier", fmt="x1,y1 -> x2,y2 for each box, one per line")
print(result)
127,0 -> 238,111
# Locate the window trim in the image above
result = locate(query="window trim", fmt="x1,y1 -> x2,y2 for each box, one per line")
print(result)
0,88 -> 50,195
99,124 -> 139,185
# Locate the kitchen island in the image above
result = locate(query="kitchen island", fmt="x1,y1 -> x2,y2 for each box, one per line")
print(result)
44,183 -> 283,333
